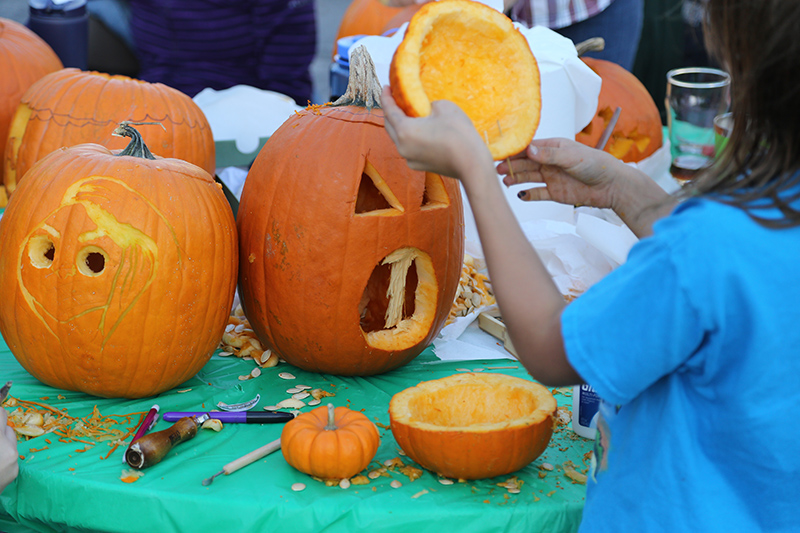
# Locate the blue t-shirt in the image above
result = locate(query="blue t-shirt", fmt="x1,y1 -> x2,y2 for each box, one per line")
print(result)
562,195 -> 800,532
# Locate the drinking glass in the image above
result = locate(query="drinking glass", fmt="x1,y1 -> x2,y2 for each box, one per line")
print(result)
665,67 -> 731,183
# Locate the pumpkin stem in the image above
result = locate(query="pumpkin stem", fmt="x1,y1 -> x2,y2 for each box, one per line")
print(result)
331,45 -> 382,110
324,403 -> 337,431
113,121 -> 164,160
575,37 -> 605,57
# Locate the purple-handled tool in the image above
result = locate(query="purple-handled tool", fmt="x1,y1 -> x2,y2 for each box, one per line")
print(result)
162,411 -> 295,423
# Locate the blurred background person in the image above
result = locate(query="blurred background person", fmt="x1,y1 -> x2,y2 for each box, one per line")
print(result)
127,0 -> 317,104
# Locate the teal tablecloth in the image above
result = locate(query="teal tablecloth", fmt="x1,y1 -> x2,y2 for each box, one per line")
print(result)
0,334 -> 591,533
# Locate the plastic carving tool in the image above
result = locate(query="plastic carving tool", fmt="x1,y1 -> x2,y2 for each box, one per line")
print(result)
202,438 -> 281,486
125,414 -> 209,469
162,411 -> 295,423
123,404 -> 160,463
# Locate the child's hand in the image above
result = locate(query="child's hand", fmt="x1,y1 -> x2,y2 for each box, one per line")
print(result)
381,86 -> 495,184
497,138 -> 622,210
0,408 -> 18,494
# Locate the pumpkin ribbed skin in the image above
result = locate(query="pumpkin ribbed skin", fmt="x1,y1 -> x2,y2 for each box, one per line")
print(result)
389,0 -> 541,160
0,135 -> 237,398
281,405 -> 380,480
576,57 -> 663,162
0,18 -> 63,203
389,373 -> 557,479
3,68 -> 216,197
237,50 -> 464,376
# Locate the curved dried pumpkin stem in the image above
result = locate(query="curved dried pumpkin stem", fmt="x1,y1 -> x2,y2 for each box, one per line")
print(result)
324,403 -> 337,431
332,45 -> 382,110
575,37 -> 605,57
113,121 -> 161,160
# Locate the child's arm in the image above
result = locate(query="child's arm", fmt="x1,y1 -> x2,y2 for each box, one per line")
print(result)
497,138 -> 675,238
382,88 -> 582,386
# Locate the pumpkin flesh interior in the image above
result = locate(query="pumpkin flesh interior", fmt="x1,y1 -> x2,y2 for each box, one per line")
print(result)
361,248 -> 438,350
392,374 -> 556,432
391,0 -> 541,160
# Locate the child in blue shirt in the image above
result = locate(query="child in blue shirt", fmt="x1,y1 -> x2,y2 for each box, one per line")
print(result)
381,0 -> 800,530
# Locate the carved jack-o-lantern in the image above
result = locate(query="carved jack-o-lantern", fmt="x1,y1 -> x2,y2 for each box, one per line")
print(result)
3,68 -> 216,200
0,124 -> 238,398
237,48 -> 464,376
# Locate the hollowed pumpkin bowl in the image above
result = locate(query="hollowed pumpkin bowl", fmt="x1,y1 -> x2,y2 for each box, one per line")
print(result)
389,372 -> 557,479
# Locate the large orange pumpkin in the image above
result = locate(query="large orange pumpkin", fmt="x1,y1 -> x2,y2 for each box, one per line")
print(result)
0,124 -> 237,398
389,0 -> 541,160
576,57 -> 663,162
0,18 -> 63,206
237,47 -> 464,376
3,68 -> 216,199
389,373 -> 557,479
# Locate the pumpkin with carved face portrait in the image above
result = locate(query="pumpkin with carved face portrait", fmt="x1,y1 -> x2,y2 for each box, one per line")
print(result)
237,48 -> 464,376
0,124 -> 238,398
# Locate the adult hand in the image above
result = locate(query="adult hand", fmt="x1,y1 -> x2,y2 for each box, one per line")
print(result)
381,86 -> 494,184
0,409 -> 19,494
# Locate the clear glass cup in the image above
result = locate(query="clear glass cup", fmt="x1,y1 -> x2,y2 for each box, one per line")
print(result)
665,67 -> 731,183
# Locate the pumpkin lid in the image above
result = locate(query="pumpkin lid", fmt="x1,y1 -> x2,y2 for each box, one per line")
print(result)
388,0 -> 542,160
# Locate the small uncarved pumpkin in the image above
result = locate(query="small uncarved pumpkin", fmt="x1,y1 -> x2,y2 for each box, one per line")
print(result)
389,0 -> 541,160
0,124 -> 237,398
237,46 -> 464,375
576,57 -> 663,162
3,68 -> 216,199
389,373 -> 557,479
0,18 -> 63,206
282,404 -> 380,481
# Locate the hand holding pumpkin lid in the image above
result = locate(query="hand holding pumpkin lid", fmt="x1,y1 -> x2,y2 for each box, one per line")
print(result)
389,0 -> 541,160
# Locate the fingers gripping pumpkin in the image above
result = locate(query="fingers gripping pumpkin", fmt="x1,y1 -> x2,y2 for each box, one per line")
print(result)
237,47 -> 464,375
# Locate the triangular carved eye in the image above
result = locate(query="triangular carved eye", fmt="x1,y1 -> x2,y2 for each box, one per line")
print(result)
355,160 -> 404,216
421,172 -> 450,209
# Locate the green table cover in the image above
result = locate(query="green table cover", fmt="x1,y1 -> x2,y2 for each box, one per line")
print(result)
0,334 -> 590,533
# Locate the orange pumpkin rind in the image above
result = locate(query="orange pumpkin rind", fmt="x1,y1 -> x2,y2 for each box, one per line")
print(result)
389,0 -> 541,160
389,373 -> 557,479
281,404 -> 381,481
576,57 -> 663,163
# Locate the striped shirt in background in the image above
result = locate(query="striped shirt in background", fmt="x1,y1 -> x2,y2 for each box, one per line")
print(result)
128,0 -> 316,105
511,0 -> 615,29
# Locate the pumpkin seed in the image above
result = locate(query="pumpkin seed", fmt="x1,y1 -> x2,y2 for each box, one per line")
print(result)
294,385 -> 311,390
218,351 -> 233,357
277,398 -> 305,409
278,372 -> 296,380
307,399 -> 321,406
339,478 -> 351,489
292,392 -> 310,400
455,368 -> 470,372
438,478 -> 454,485
238,375 -> 251,381
286,387 -> 301,394
291,482 -> 306,492
250,368 -> 262,378
368,471 -> 381,480
390,480 -> 402,489
263,406 -> 279,411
